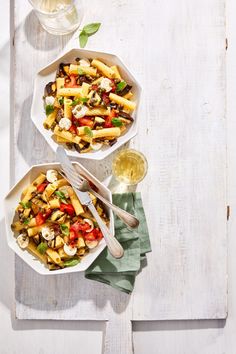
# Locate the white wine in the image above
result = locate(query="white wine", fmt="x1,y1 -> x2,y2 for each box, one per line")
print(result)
112,149 -> 148,185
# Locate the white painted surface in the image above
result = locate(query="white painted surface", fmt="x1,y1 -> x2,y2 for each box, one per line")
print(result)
14,0 -> 227,323
2,0 -> 236,353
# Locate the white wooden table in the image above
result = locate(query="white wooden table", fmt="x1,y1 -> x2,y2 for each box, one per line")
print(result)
2,0 -> 236,353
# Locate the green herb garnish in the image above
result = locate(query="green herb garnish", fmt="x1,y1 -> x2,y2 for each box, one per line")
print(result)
116,81 -> 127,92
58,97 -> 64,105
78,67 -> 85,75
111,118 -> 123,127
23,218 -> 30,225
20,201 -> 32,209
80,97 -> 89,103
71,98 -> 80,106
45,105 -> 54,116
70,97 -> 88,106
79,23 -> 101,48
60,224 -> 69,236
55,190 -> 68,204
64,258 -> 80,267
37,242 -> 48,255
84,126 -> 93,137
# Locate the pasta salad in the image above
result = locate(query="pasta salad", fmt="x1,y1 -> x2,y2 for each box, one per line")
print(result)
11,169 -> 108,270
43,57 -> 136,153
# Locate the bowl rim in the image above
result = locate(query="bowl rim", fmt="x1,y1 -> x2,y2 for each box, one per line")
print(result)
31,47 -> 142,160
4,161 -> 114,275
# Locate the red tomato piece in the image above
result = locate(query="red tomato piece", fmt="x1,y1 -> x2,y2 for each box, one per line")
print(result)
69,230 -> 76,241
69,124 -> 77,134
110,79 -> 116,92
84,231 -> 96,241
102,92 -> 110,106
70,221 -> 90,233
94,228 -> 103,240
37,182 -> 48,193
60,203 -> 75,216
78,117 -> 94,128
65,75 -> 79,88
91,84 -> 98,91
104,109 -> 117,128
35,212 -> 45,226
44,209 -> 52,219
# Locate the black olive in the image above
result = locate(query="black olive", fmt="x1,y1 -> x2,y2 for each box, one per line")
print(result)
109,139 -> 117,146
117,84 -> 132,96
118,110 -> 134,121
44,81 -> 56,96
74,143 -> 81,152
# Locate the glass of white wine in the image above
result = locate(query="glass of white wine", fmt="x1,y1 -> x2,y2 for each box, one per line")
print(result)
28,0 -> 83,35
112,149 -> 148,185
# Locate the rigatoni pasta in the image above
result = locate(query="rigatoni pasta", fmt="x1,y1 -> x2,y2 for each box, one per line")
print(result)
43,57 -> 136,153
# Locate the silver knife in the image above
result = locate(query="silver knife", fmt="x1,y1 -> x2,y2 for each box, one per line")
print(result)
56,147 -> 124,259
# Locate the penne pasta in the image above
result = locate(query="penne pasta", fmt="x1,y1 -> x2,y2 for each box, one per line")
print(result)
91,127 -> 121,139
70,190 -> 84,215
43,109 -> 57,129
27,224 -> 46,237
64,98 -> 72,119
81,82 -> 90,96
123,91 -> 133,100
69,64 -> 97,77
109,93 -> 136,111
57,87 -> 83,97
54,126 -> 81,145
46,248 -> 61,265
49,198 -> 61,209
91,59 -> 115,78
56,77 -> 65,91
86,108 -> 110,116
27,240 -> 47,264
110,65 -> 122,79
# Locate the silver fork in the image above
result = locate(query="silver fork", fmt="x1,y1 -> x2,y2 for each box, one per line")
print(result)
56,147 -> 124,258
59,169 -> 139,229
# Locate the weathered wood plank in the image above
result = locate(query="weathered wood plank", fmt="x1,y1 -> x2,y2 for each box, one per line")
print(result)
13,0 -> 227,353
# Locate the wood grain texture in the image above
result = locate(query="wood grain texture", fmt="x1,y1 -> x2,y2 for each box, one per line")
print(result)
12,0 -> 227,353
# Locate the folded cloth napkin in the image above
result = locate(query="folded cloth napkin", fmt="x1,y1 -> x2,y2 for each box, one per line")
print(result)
85,192 -> 151,294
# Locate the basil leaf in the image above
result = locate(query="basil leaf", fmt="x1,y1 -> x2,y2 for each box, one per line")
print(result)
71,98 -> 80,106
80,97 -> 89,103
111,118 -> 123,127
83,23 -> 101,35
37,242 -> 48,255
64,258 -> 80,267
20,201 -> 32,209
55,190 -> 68,204
116,81 -> 127,92
71,97 -> 88,106
45,105 -> 54,116
60,224 -> 69,236
55,191 -> 65,199
78,67 -> 85,75
58,97 -> 64,105
79,31 -> 88,48
84,126 -> 93,137
23,218 -> 30,225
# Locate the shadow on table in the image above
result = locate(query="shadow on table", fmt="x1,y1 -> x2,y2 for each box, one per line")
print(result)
17,95 -> 55,166
24,10 -> 73,51
132,319 -> 226,331
0,218 -> 15,312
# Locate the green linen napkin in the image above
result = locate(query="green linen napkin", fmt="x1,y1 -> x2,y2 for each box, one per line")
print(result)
85,192 -> 151,294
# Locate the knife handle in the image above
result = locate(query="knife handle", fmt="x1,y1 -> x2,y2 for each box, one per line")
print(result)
88,203 -> 124,259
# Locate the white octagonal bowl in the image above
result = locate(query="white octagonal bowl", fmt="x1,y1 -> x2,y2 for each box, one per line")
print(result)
4,161 -> 114,275
31,48 -> 141,160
